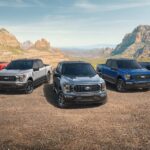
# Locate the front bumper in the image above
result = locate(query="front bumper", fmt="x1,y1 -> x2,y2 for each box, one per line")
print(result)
125,81 -> 150,89
63,91 -> 107,104
0,82 -> 27,91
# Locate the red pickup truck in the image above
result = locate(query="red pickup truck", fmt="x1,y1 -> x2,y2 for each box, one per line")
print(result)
0,62 -> 8,70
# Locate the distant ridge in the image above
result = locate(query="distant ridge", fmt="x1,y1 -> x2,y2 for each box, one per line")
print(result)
0,28 -> 68,66
0,28 -> 20,49
112,25 -> 150,58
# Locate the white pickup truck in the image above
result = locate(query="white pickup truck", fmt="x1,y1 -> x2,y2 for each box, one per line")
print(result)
0,59 -> 52,94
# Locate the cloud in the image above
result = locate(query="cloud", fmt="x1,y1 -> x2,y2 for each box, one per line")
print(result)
75,0 -> 150,12
0,0 -> 46,7
75,1 -> 98,11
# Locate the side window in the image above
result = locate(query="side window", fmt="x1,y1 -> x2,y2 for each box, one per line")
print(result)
106,60 -> 112,67
33,61 -> 39,69
56,63 -> 61,74
38,60 -> 44,68
111,60 -> 118,68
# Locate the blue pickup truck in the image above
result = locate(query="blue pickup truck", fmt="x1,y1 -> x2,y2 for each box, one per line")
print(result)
96,59 -> 150,92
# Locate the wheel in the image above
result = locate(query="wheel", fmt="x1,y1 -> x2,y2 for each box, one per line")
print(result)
58,92 -> 66,108
116,79 -> 126,92
46,72 -> 51,83
25,80 -> 34,94
53,83 -> 57,93
142,88 -> 149,91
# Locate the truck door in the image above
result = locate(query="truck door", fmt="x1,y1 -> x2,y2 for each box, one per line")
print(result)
32,60 -> 41,81
102,60 -> 113,82
109,60 -> 118,83
37,60 -> 46,80
53,63 -> 62,91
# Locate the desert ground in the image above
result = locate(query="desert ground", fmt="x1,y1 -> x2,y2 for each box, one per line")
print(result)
0,83 -> 150,150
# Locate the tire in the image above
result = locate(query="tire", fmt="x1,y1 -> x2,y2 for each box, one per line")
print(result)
58,92 -> 66,108
46,72 -> 51,83
53,83 -> 57,93
142,88 -> 149,91
116,79 -> 126,92
25,80 -> 34,94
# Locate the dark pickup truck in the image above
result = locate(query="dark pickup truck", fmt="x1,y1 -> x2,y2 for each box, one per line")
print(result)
53,61 -> 107,108
96,59 -> 150,92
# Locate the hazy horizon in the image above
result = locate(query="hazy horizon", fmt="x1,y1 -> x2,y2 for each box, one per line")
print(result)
0,0 -> 150,47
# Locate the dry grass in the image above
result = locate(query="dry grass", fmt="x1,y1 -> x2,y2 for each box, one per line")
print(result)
0,84 -> 150,150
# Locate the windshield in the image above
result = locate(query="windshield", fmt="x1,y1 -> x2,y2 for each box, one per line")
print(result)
62,63 -> 96,77
117,60 -> 142,69
6,60 -> 33,70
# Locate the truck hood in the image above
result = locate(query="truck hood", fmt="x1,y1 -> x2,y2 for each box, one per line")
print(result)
120,69 -> 150,75
62,74 -> 104,84
0,69 -> 32,76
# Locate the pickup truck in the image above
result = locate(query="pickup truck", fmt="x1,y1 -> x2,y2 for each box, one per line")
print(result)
0,62 -> 8,70
96,59 -> 150,92
53,61 -> 107,108
0,59 -> 52,94
139,62 -> 150,70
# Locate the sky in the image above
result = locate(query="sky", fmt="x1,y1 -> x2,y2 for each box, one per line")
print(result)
0,0 -> 150,47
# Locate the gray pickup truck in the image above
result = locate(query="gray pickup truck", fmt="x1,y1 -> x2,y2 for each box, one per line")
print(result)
53,61 -> 107,108
0,59 -> 52,94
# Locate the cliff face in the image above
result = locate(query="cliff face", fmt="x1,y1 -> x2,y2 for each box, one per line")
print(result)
34,38 -> 50,50
0,28 -> 68,66
0,28 -> 20,49
112,25 -> 150,58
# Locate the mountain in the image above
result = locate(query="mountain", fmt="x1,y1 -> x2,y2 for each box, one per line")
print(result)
0,28 -> 68,66
34,38 -> 50,50
21,40 -> 34,50
112,25 -> 150,58
21,39 -> 51,51
0,28 -> 20,49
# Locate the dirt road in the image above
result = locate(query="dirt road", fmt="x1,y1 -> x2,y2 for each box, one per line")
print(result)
0,84 -> 150,150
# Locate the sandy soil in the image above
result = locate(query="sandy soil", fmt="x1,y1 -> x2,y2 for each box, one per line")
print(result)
0,83 -> 150,150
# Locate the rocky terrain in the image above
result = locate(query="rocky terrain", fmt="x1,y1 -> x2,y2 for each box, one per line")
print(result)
112,25 -> 150,58
0,84 -> 150,150
0,28 -> 68,67
34,38 -> 50,50
0,28 -> 20,49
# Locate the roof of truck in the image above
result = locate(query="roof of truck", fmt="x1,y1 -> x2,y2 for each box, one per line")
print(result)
11,58 -> 42,62
59,61 -> 90,64
107,58 -> 135,61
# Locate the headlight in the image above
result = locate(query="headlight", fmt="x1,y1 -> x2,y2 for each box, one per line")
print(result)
101,82 -> 106,91
124,74 -> 131,80
16,74 -> 26,82
63,83 -> 73,93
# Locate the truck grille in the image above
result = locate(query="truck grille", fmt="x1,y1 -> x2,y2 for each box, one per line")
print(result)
74,84 -> 100,92
134,75 -> 150,80
0,76 -> 16,81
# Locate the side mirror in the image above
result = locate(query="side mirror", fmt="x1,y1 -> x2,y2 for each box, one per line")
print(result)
33,67 -> 39,71
54,72 -> 61,78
